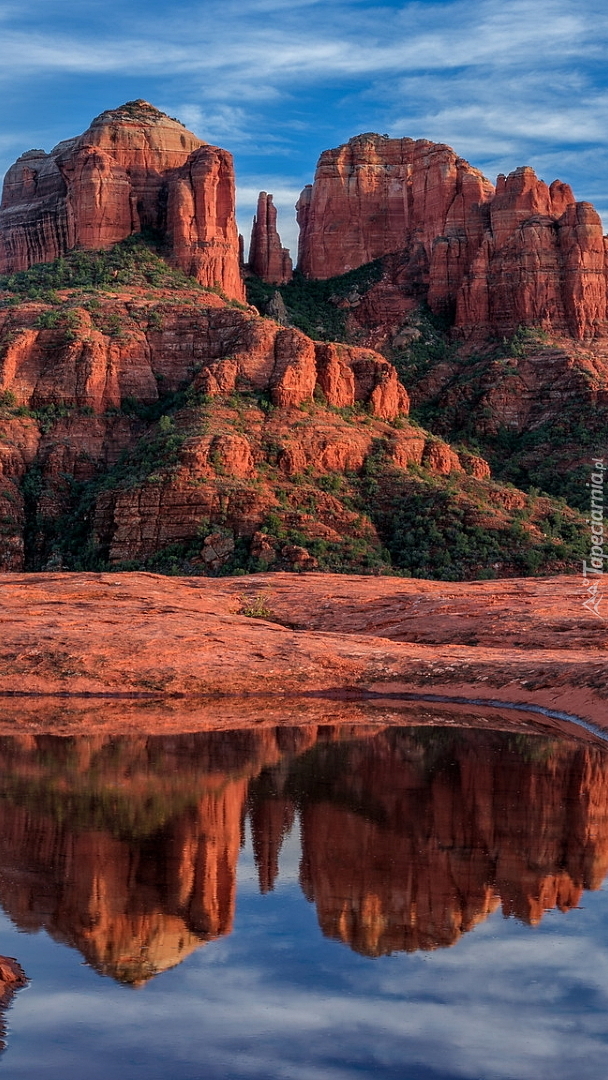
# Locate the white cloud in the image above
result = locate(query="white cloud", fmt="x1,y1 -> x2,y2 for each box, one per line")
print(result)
0,0 -> 605,87
157,102 -> 259,147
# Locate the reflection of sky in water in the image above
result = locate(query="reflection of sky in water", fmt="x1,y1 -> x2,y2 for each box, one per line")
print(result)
2,815 -> 608,1080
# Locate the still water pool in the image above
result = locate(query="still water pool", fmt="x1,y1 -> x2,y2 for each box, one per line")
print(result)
0,716 -> 607,1078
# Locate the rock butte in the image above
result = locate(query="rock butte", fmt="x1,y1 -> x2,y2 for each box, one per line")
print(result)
296,134 -> 608,340
3,108 -> 608,338
0,100 -> 244,301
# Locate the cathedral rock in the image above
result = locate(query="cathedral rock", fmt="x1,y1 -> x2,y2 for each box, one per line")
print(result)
0,100 -> 245,301
296,134 -> 608,340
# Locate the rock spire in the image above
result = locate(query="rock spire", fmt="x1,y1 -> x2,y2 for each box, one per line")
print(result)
248,192 -> 292,284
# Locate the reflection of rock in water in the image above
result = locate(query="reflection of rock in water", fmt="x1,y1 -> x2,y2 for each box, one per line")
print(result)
293,730 -> 608,955
0,728 -> 315,984
0,956 -> 27,1052
0,724 -> 607,977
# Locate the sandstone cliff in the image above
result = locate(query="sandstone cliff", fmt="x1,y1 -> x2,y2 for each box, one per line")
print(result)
296,134 -> 608,340
248,192 -> 292,284
0,101 -> 244,300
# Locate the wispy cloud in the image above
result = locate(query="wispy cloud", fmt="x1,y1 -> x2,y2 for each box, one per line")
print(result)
1,0 -> 606,86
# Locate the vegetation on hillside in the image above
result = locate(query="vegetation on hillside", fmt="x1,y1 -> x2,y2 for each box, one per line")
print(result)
0,233 -> 210,300
389,317 -> 608,512
247,253 -> 607,517
10,382 -> 586,580
0,240 -> 595,579
246,260 -> 383,340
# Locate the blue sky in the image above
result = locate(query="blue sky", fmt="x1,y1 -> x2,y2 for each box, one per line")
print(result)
1,0 -> 608,258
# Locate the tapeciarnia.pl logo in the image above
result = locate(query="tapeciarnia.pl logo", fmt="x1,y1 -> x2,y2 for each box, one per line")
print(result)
582,458 -> 606,620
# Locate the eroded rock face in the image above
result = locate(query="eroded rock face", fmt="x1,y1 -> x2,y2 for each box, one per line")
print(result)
0,101 -> 244,301
248,192 -> 292,284
0,288 -> 416,568
0,294 -> 409,417
296,134 -> 493,292
296,134 -> 608,339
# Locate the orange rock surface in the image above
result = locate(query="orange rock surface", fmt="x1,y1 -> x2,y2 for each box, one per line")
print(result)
0,955 -> 26,1052
0,571 -> 606,725
0,101 -> 244,300
296,134 -> 608,340
0,290 -> 407,418
297,135 -> 494,282
248,192 -> 292,284
0,286 -> 435,570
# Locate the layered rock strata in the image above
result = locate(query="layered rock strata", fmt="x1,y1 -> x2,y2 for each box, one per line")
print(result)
296,134 -> 608,339
0,288 -> 415,567
248,192 -> 292,284
0,294 -> 407,418
0,101 -> 245,300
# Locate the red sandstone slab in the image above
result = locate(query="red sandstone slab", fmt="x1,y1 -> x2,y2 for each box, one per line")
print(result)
0,571 -> 606,727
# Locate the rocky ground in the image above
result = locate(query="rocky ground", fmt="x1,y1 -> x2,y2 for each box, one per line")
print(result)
1,570 -> 606,728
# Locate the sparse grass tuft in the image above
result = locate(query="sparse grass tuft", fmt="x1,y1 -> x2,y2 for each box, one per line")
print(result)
239,593 -> 274,618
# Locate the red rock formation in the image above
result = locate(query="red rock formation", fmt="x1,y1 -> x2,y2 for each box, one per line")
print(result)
0,294 -> 407,418
0,101 -> 244,301
296,134 -> 493,288
0,955 -> 27,1053
166,145 -> 245,299
297,134 -> 608,340
248,192 -> 292,284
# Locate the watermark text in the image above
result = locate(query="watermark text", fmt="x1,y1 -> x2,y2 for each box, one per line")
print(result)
582,458 -> 606,620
